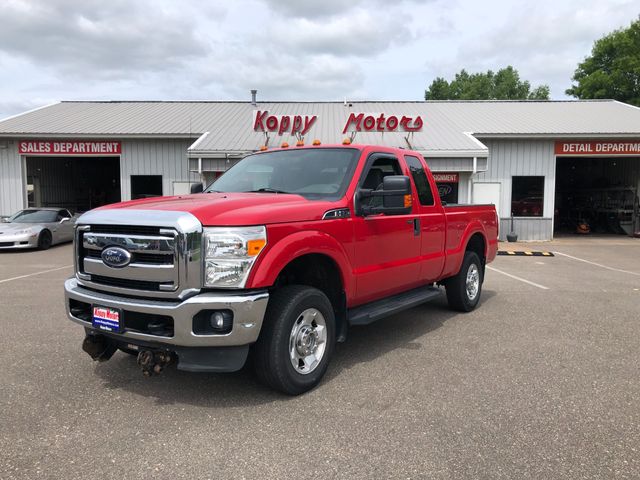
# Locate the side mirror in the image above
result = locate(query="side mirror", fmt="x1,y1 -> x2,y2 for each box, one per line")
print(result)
60,217 -> 70,223
190,183 -> 204,194
357,175 -> 413,216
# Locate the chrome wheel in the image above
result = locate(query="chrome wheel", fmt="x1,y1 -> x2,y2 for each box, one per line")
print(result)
466,263 -> 480,301
288,308 -> 327,375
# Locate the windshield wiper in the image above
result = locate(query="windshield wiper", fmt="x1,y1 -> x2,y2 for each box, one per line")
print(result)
245,188 -> 290,194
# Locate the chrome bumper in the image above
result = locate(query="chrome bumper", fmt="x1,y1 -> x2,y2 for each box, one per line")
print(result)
64,278 -> 269,347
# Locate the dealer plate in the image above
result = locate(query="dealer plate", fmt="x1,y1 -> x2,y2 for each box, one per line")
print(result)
92,305 -> 123,333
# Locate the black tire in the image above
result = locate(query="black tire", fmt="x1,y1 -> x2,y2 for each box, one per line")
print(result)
445,251 -> 483,312
253,285 -> 335,395
37,230 -> 52,250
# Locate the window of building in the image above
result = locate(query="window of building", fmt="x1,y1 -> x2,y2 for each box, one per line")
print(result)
404,155 -> 434,206
511,176 -> 544,217
131,175 -> 163,200
433,173 -> 459,205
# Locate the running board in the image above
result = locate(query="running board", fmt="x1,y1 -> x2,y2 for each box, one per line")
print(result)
347,286 -> 442,326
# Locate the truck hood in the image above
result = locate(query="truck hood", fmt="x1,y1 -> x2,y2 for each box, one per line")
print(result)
98,193 -> 341,226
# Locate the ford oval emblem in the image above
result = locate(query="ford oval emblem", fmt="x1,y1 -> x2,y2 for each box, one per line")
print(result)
101,246 -> 132,268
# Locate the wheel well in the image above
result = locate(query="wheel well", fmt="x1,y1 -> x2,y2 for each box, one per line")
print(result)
274,254 -> 346,340
466,233 -> 486,272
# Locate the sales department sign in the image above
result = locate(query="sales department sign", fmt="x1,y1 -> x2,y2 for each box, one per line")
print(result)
18,140 -> 122,155
555,140 -> 640,155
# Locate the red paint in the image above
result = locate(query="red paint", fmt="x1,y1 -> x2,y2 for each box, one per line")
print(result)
253,111 -> 317,136
98,144 -> 497,308
342,113 -> 424,134
432,173 -> 459,183
555,140 -> 640,155
18,140 -> 121,155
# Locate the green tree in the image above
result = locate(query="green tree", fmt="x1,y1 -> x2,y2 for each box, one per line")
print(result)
566,17 -> 640,106
425,66 -> 550,100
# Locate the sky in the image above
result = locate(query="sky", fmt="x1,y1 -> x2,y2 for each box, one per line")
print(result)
0,0 -> 638,119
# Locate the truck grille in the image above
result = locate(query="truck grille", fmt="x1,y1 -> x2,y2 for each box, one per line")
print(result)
77,225 -> 179,295
73,210 -> 203,300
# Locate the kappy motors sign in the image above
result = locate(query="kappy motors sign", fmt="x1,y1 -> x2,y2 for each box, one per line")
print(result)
19,140 -> 122,155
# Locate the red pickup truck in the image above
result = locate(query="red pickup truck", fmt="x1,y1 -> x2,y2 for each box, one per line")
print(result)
64,144 -> 498,394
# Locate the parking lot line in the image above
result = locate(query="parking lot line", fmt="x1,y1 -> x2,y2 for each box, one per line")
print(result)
0,265 -> 72,284
553,251 -> 640,277
487,265 -> 549,290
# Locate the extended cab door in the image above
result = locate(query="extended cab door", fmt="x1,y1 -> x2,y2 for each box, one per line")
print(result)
404,155 -> 446,282
352,153 -> 422,304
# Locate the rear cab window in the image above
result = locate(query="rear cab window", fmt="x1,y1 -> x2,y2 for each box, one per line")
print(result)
404,155 -> 435,206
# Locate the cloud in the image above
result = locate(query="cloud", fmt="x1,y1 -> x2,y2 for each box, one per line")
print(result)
0,0 -> 215,78
424,0 -> 640,97
264,10 -> 413,57
263,0 -> 433,19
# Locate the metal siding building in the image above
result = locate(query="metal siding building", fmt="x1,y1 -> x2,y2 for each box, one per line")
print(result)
1,99 -> 639,240
476,139 -> 556,240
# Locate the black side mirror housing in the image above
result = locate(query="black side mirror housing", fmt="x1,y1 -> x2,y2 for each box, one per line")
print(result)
190,183 -> 204,194
356,175 -> 413,216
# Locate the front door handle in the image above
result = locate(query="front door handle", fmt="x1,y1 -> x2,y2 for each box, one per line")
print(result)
407,218 -> 420,236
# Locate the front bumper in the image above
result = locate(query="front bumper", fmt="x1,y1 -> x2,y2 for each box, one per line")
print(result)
64,278 -> 269,348
0,233 -> 38,249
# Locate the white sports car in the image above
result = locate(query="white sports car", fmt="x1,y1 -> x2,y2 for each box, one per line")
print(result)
0,208 -> 77,250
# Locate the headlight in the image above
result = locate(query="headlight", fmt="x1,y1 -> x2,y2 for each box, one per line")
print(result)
15,228 -> 33,235
203,226 -> 267,288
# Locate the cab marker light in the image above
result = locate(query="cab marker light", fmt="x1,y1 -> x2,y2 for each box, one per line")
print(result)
312,139 -> 321,145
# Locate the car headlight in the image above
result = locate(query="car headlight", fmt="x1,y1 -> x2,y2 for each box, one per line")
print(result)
203,226 -> 267,288
15,228 -> 33,235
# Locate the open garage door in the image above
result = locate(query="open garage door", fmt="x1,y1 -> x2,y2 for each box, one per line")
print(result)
26,156 -> 121,213
555,156 -> 640,236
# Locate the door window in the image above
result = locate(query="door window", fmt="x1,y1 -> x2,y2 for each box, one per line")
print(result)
360,156 -> 402,209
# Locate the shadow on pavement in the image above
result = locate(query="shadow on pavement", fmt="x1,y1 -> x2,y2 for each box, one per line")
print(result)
92,289 -> 497,407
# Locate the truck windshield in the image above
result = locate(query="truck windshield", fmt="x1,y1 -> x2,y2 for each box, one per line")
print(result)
206,148 -> 360,199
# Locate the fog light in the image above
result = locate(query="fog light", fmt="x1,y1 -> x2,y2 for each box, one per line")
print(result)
193,309 -> 233,335
209,310 -> 231,330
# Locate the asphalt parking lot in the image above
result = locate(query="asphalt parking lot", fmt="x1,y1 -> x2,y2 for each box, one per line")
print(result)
1,237 -> 639,479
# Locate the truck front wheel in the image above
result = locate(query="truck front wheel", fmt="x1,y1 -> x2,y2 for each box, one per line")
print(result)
253,285 -> 335,395
445,251 -> 483,312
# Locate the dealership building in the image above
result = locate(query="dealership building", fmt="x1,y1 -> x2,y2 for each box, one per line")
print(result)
0,98 -> 639,240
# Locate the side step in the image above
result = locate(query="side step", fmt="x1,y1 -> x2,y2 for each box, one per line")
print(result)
347,286 -> 442,326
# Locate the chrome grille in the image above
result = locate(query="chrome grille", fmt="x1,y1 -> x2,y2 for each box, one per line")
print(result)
74,209 -> 203,300
79,229 -> 178,292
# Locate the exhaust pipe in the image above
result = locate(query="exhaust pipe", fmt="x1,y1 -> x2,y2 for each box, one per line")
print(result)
137,349 -> 175,377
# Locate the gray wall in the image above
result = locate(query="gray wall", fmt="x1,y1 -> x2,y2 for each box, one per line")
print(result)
120,138 -> 199,200
474,139 -> 556,241
0,140 -> 23,216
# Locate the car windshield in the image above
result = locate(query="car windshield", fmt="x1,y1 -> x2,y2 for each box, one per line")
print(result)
205,148 -> 360,199
8,209 -> 59,223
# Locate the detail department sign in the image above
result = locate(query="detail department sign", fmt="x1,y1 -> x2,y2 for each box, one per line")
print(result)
19,140 -> 122,155
555,140 -> 640,155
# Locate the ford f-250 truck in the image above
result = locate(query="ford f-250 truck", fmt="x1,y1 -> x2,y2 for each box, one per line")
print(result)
64,144 -> 498,394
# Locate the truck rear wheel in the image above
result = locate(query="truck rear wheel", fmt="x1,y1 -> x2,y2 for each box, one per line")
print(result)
445,251 -> 483,312
253,285 -> 335,395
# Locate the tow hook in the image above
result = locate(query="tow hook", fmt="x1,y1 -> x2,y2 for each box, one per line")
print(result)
82,334 -> 117,362
137,350 -> 175,377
